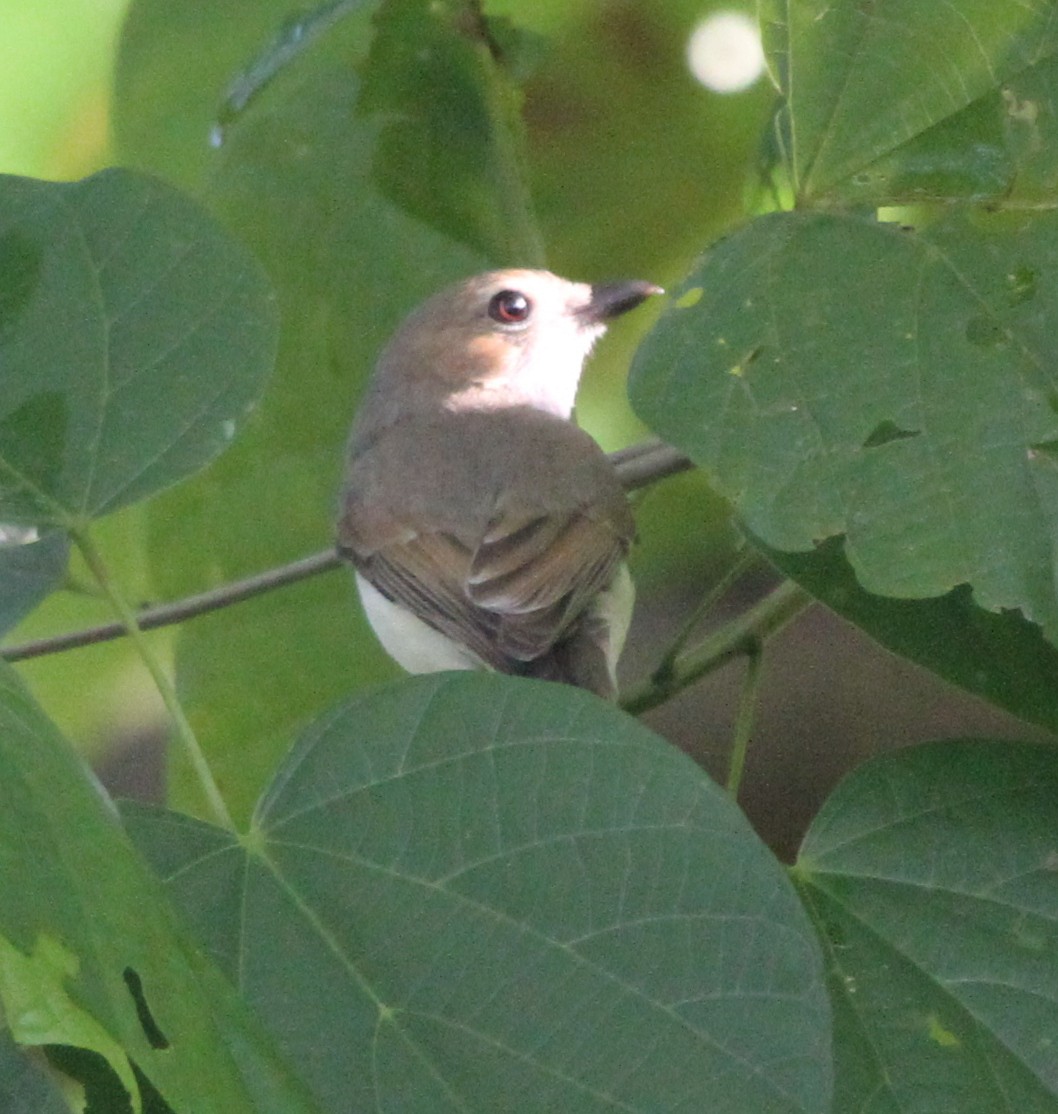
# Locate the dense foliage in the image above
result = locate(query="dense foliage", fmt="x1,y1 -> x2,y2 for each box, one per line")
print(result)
2,2 -> 1057,1110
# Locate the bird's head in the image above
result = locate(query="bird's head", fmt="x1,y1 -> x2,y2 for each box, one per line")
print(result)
373,269 -> 662,420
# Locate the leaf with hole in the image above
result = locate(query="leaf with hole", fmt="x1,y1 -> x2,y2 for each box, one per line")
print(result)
0,661 -> 323,1114
630,208 -> 1058,645
759,0 -> 1058,203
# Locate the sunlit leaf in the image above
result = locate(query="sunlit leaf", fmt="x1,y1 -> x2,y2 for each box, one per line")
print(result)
0,662 -> 322,1114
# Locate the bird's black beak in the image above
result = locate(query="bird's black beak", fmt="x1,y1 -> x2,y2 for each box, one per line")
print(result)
585,280 -> 664,323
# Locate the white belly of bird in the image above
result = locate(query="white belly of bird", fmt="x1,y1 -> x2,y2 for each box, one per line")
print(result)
355,562 -> 634,688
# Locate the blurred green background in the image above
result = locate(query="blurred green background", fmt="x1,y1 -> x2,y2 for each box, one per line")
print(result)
0,0 -> 129,179
0,0 -> 770,771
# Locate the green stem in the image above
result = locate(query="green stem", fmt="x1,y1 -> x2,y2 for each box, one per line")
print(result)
651,547 -> 756,688
73,527 -> 234,831
622,579 -> 812,716
726,636 -> 763,801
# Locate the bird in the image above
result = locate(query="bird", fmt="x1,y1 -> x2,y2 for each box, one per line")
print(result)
337,268 -> 661,700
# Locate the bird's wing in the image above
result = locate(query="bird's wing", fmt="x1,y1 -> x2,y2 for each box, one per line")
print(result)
338,409 -> 634,672
467,507 -> 629,660
344,504 -> 630,670
352,530 -> 509,670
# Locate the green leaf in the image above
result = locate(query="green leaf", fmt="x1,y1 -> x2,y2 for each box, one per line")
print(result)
0,531 -> 68,636
834,56 -> 1058,208
764,537 -> 1058,738
629,208 -> 1058,643
124,673 -> 833,1114
0,934 -> 139,1106
115,0 -> 316,190
357,0 -> 543,262
795,739 -> 1058,1112
0,661 -> 323,1114
0,169 -> 277,529
760,0 -> 1058,202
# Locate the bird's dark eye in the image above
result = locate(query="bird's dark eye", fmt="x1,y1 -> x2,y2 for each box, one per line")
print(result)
488,290 -> 532,324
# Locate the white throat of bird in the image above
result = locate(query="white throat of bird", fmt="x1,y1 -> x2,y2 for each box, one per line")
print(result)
443,318 -> 605,419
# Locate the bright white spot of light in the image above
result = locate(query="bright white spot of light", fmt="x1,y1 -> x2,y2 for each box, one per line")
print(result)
0,523 -> 38,546
687,11 -> 765,94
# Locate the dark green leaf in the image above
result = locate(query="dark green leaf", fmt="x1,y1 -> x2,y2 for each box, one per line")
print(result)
796,739 -> 1058,1112
0,661 -> 323,1113
629,208 -> 1058,643
125,673 -> 832,1114
759,0 -> 1058,202
764,537 -> 1058,738
0,531 -> 68,636
0,169 -> 277,528
357,0 -> 543,262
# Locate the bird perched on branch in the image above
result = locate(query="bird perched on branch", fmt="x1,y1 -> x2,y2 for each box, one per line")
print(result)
337,269 -> 661,700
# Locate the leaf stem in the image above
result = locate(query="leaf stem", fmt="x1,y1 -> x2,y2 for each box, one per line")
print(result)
72,527 -> 235,831
650,547 -> 757,688
621,579 -> 812,716
726,636 -> 763,801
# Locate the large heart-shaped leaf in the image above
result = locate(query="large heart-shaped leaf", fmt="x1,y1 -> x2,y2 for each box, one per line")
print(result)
125,672 -> 832,1113
0,168 -> 277,529
0,662 -> 322,1113
630,208 -> 1058,643
796,739 -> 1058,1111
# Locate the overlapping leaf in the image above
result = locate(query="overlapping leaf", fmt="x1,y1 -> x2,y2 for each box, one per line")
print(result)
630,208 -> 1058,644
124,673 -> 832,1113
115,0 -> 535,820
0,662 -> 322,1113
796,739 -> 1058,1111
760,0 -> 1058,203
0,169 -> 277,529
0,1031 -> 68,1114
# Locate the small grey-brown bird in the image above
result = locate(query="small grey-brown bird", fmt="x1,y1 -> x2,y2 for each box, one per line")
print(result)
337,269 -> 661,700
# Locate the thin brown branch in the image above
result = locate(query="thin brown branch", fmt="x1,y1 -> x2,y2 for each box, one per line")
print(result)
1,440 -> 694,663
2,550 -> 340,662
